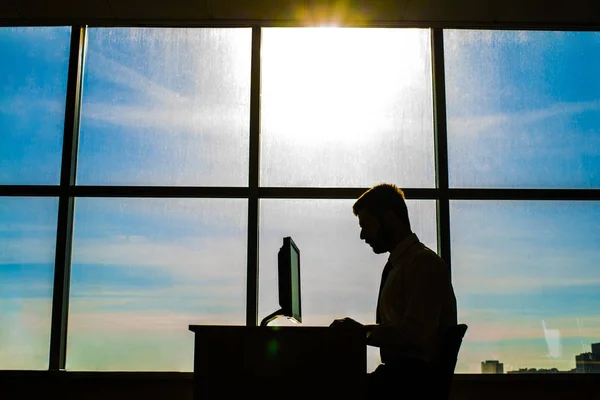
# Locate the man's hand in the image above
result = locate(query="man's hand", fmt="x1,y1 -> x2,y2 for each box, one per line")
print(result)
329,317 -> 364,328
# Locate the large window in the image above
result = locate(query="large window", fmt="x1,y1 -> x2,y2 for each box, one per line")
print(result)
445,30 -> 600,189
451,201 -> 600,373
0,26 -> 69,370
78,28 -> 252,186
0,197 -> 58,369
445,30 -> 600,373
68,198 -> 246,371
259,199 -> 437,372
0,27 -> 70,184
1,25 -> 598,375
260,28 -> 434,188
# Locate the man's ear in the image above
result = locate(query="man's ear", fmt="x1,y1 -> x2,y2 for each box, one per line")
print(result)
382,209 -> 397,226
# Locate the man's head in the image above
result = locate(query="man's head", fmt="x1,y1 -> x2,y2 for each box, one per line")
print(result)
352,183 -> 412,254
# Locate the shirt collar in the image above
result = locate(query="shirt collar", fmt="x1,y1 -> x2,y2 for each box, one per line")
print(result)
387,233 -> 419,266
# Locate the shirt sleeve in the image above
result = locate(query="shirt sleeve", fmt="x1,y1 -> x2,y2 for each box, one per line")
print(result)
366,251 -> 449,353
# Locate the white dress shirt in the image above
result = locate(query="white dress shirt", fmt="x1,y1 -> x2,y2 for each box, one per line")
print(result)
367,233 -> 458,365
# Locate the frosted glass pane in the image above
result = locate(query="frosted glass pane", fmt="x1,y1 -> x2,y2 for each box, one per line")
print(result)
78,28 -> 251,186
452,201 -> 600,373
0,197 -> 58,370
260,28 -> 435,188
445,30 -> 600,188
68,198 -> 247,371
259,199 -> 437,373
0,27 -> 70,185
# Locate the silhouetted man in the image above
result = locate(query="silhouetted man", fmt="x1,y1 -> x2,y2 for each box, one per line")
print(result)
330,183 -> 457,399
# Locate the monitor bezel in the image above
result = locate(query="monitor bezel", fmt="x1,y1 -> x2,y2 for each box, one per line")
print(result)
278,236 -> 302,324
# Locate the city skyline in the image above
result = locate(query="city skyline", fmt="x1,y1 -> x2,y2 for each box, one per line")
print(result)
481,341 -> 600,373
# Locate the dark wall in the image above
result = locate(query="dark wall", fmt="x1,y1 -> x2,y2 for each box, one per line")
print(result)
1,372 -> 194,400
2,0 -> 600,28
2,372 -> 599,400
451,375 -> 600,400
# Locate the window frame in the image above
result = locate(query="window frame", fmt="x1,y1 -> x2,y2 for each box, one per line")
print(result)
0,23 -> 598,374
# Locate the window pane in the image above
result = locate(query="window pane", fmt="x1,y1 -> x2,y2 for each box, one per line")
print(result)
0,27 -> 70,185
259,199 -> 437,372
445,30 -> 600,188
260,28 -> 434,188
68,198 -> 247,371
78,28 -> 251,186
451,201 -> 600,373
0,197 -> 58,370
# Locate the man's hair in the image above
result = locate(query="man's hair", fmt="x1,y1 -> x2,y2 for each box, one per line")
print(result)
352,183 -> 411,230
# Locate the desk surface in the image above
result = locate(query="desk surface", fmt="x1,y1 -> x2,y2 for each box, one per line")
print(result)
189,324 -> 367,332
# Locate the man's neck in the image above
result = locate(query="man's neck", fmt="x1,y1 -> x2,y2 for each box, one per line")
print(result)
387,230 -> 412,254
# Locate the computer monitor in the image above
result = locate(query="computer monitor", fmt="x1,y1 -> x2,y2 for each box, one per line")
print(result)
278,236 -> 302,323
260,236 -> 302,326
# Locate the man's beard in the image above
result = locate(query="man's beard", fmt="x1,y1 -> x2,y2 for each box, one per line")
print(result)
370,226 -> 393,254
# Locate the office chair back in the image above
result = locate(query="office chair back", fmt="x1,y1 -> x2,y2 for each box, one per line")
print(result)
436,324 -> 468,399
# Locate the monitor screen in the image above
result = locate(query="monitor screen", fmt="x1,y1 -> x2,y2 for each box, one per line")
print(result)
278,236 -> 302,323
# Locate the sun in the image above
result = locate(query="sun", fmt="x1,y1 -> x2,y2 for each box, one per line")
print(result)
260,27 -> 427,148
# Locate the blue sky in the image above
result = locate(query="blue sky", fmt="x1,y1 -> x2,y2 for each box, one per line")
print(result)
1,27 -> 600,373
445,30 -> 600,188
78,28 -> 252,187
0,27 -> 69,185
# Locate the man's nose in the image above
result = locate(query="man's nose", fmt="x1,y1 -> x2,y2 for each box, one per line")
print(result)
359,229 -> 365,240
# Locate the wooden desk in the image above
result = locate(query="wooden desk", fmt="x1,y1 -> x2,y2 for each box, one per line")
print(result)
189,325 -> 367,399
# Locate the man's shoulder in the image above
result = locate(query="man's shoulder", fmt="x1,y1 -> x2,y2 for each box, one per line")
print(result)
407,243 -> 449,272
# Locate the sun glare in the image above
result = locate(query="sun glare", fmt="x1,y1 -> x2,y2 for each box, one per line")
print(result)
261,27 -> 427,147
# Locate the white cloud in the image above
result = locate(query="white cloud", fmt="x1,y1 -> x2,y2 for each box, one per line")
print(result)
0,237 -> 56,264
444,30 -> 537,47
0,298 -> 52,370
77,38 -> 252,186
69,283 -> 244,303
0,96 -> 64,121
72,235 -> 247,280
82,41 -> 250,134
455,313 -> 600,372
74,197 -> 247,233
68,309 -> 245,333
82,51 -> 248,135
453,252 -> 600,295
449,100 -> 600,139
0,223 -> 56,233
86,50 -> 185,106
82,100 -> 247,134
455,275 -> 600,295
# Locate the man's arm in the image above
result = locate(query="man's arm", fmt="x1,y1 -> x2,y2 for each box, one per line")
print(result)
366,253 -> 449,350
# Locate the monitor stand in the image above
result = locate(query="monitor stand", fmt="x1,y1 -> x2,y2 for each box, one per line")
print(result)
260,308 -> 284,326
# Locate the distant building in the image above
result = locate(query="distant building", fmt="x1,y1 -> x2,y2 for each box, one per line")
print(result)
507,368 -> 561,374
575,342 -> 600,373
485,342 -> 600,375
481,360 -> 504,374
